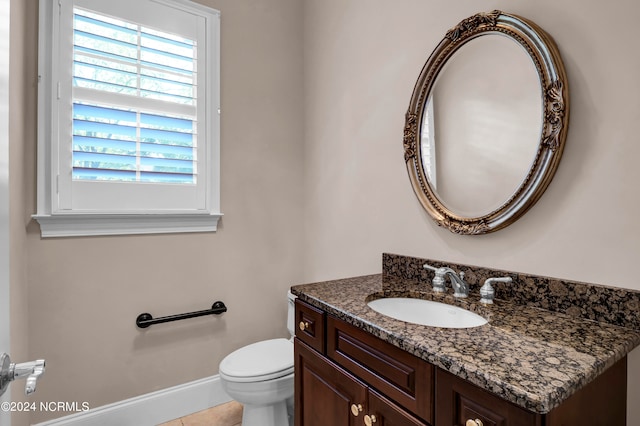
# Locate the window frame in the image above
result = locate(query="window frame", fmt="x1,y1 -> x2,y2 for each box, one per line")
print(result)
34,0 -> 222,237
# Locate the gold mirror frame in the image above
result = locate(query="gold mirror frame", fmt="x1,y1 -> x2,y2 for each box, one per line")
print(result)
404,11 -> 569,234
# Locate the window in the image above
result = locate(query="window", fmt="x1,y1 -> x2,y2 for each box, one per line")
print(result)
35,0 -> 221,237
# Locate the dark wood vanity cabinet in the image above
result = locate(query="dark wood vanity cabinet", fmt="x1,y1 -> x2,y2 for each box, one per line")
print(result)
294,299 -> 627,426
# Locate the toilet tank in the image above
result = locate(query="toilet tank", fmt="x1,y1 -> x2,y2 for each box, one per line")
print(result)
287,291 -> 296,338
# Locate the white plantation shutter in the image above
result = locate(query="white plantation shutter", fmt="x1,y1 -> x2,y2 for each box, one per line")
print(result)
35,0 -> 221,236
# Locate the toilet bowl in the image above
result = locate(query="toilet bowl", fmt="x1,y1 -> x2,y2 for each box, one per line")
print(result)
219,292 -> 296,426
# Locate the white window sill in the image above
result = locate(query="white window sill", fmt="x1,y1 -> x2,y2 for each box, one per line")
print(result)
33,212 -> 223,238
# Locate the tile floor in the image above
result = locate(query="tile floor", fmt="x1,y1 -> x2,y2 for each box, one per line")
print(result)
158,401 -> 243,426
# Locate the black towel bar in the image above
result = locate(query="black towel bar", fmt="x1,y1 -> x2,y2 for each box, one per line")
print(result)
136,301 -> 227,328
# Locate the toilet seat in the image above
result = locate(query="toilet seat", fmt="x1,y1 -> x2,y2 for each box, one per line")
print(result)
219,338 -> 293,383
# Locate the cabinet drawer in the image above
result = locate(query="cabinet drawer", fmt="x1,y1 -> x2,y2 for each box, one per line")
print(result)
436,369 -> 538,426
327,315 -> 434,424
295,299 -> 325,353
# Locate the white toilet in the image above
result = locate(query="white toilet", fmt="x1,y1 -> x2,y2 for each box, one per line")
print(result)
219,291 -> 296,426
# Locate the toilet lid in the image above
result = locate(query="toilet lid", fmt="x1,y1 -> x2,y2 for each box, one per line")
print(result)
219,338 -> 294,382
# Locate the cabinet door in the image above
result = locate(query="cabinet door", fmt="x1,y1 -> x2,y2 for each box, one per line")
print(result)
435,369 -> 539,426
368,389 -> 430,426
295,339 -> 367,426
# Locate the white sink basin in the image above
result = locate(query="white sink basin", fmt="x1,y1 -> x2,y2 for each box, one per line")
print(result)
367,297 -> 487,329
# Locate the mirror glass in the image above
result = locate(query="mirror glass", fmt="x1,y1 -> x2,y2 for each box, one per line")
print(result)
421,35 -> 542,218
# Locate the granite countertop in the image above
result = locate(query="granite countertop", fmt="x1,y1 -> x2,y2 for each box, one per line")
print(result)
290,273 -> 640,414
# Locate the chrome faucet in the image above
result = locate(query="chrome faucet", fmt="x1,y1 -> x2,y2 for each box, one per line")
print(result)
423,264 -> 469,298
444,269 -> 469,298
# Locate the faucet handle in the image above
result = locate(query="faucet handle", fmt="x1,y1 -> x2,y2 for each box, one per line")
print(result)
21,360 -> 45,395
423,263 -> 447,293
422,263 -> 438,272
479,277 -> 512,304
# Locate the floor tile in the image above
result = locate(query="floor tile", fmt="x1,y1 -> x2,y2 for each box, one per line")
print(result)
181,401 -> 243,426
157,419 -> 182,426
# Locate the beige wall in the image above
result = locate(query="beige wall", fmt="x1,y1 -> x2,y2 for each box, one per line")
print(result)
9,0 -> 34,424
12,0 -> 304,423
9,0 -> 640,424
302,0 -> 640,420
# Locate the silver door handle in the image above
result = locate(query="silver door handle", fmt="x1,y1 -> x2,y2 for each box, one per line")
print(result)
0,353 -> 46,396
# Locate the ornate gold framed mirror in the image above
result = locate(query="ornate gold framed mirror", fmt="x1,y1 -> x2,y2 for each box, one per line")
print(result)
404,11 -> 569,234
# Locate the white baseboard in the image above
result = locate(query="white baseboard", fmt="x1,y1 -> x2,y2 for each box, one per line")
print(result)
33,375 -> 231,426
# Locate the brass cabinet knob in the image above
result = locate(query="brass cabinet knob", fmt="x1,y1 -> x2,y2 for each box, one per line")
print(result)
298,321 -> 310,331
466,420 -> 484,426
364,414 -> 377,426
350,403 -> 362,416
